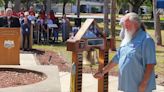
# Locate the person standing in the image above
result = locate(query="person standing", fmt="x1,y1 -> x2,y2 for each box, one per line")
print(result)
39,10 -> 47,43
94,12 -> 156,92
49,10 -> 60,43
0,8 -> 20,27
28,6 -> 35,16
20,12 -> 31,51
61,14 -> 71,42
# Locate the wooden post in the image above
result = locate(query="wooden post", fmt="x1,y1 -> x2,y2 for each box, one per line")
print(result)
70,52 -> 77,92
30,24 -> 33,49
37,24 -> 40,44
98,50 -> 109,92
70,52 -> 83,92
47,27 -> 49,44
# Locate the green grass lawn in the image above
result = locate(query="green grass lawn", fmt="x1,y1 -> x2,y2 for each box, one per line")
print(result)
160,17 -> 164,21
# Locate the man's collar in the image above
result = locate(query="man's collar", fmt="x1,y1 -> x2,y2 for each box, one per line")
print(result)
132,28 -> 142,39
131,28 -> 145,43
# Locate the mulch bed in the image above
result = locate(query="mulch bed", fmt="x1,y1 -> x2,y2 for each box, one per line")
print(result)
0,68 -> 46,88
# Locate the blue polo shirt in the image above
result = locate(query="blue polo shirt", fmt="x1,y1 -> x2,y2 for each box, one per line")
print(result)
112,29 -> 156,92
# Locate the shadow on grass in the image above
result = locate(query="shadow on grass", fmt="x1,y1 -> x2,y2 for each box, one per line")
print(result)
31,49 -> 45,55
36,42 -> 66,47
20,49 -> 45,55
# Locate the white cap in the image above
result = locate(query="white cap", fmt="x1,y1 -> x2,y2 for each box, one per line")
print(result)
24,11 -> 29,16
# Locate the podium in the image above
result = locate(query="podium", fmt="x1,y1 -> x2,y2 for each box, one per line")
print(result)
0,28 -> 20,65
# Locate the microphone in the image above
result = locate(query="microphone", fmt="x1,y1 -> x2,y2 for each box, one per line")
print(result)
7,17 -> 11,28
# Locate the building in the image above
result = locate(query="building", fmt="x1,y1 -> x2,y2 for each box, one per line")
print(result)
51,0 -> 109,14
80,0 -> 106,13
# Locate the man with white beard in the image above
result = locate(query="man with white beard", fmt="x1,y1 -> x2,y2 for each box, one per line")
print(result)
94,12 -> 156,92
120,29 -> 133,46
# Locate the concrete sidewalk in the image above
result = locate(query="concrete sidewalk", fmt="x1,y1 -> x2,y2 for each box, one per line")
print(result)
20,53 -> 164,92
59,72 -> 164,92
20,53 -> 38,65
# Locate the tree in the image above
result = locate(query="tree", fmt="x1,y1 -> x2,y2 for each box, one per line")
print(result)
20,0 -> 44,10
104,0 -> 110,37
110,0 -> 117,50
115,0 -> 147,13
21,0 -> 32,10
58,0 -> 75,15
143,0 -> 152,7
3,0 -> 10,9
153,0 -> 162,45
127,0 -> 146,13
58,0 -> 69,15
63,0 -> 69,15
13,0 -> 20,12
116,0 -> 127,14
76,0 -> 80,18
0,0 -> 4,7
